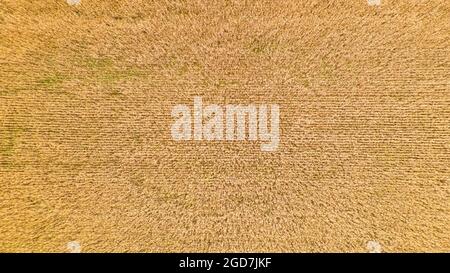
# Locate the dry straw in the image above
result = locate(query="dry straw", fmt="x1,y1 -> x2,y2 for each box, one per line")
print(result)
0,0 -> 449,252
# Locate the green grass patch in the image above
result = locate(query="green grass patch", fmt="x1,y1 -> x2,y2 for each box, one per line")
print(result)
37,73 -> 65,87
0,125 -> 27,168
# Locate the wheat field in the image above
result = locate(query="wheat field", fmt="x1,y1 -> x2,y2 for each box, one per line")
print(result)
0,0 -> 449,252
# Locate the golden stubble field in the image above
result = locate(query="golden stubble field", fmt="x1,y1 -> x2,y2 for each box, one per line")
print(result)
0,0 -> 449,252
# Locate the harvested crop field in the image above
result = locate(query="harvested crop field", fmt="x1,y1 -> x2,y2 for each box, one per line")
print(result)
0,0 -> 449,252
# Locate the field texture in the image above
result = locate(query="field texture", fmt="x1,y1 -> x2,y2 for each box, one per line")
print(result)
0,0 -> 449,252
